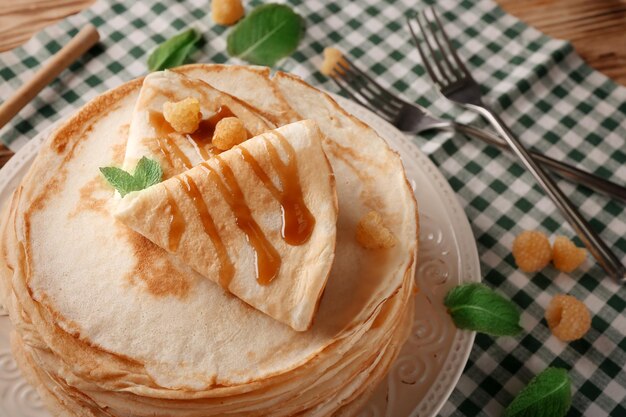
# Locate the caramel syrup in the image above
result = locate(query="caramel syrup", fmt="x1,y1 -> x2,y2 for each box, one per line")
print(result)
175,174 -> 235,290
149,111 -> 192,170
187,106 -> 236,160
154,137 -> 176,172
185,134 -> 211,161
201,158 -> 281,285
149,107 -> 236,164
164,185 -> 185,252
239,133 -> 315,245
162,135 -> 192,169
189,106 -> 236,144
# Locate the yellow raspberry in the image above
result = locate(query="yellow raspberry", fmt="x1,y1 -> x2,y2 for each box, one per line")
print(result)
211,0 -> 244,26
163,97 -> 201,134
552,236 -> 586,273
545,294 -> 591,342
512,230 -> 551,272
355,210 -> 396,249
212,117 -> 248,151
319,47 -> 345,76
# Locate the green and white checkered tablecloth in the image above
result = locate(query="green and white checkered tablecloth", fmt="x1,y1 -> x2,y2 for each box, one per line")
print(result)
0,0 -> 624,415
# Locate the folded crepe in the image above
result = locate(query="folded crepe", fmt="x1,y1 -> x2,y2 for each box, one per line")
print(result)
115,120 -> 338,331
124,70 -> 274,179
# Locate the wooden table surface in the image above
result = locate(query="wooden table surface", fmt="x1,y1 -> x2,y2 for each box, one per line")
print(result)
0,0 -> 625,160
498,0 -> 626,86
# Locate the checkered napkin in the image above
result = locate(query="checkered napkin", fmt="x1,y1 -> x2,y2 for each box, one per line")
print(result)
0,0 -> 625,415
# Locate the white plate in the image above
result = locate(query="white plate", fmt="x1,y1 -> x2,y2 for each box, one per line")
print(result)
0,97 -> 480,417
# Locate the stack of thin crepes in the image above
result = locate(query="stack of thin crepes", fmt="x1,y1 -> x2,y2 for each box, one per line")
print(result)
0,65 -> 418,417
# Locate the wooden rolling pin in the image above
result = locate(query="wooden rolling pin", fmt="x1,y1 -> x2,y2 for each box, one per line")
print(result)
0,24 -> 100,130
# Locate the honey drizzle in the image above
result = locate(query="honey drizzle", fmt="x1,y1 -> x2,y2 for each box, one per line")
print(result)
201,159 -> 281,285
164,186 -> 185,252
149,107 -> 236,165
149,111 -> 192,170
175,175 -> 235,290
154,137 -> 176,170
162,135 -> 192,169
187,106 -> 236,160
239,133 -> 315,245
185,134 -> 211,161
189,106 -> 236,145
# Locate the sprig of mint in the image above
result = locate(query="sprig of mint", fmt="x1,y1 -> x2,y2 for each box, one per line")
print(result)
444,283 -> 522,336
227,4 -> 304,66
100,157 -> 162,197
504,367 -> 571,417
147,29 -> 201,71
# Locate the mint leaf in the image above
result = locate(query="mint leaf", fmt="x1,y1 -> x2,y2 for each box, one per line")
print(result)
99,167 -> 137,197
133,157 -> 162,189
148,29 -> 201,71
504,367 -> 571,417
227,4 -> 304,66
100,157 -> 162,197
444,283 -> 522,336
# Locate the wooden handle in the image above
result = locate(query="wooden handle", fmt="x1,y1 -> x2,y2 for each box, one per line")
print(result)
0,145 -> 14,168
0,24 -> 99,130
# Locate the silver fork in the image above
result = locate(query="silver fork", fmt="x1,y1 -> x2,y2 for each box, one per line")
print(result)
329,58 -> 626,203
408,6 -> 625,283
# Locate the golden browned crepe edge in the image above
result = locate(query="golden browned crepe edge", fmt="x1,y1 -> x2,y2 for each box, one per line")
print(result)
174,64 -> 301,126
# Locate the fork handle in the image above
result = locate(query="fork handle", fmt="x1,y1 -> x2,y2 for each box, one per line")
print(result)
451,123 -> 626,203
469,106 -> 626,283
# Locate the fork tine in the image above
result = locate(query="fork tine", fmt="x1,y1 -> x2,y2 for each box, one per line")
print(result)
332,64 -> 402,119
329,73 -> 395,122
415,10 -> 454,84
329,74 -> 371,109
428,6 -> 471,79
335,63 -> 403,116
339,59 -> 405,109
422,7 -> 461,81
413,11 -> 455,86
335,63 -> 381,101
406,14 -> 441,86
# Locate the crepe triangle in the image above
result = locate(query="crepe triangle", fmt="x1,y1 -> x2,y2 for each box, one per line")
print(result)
123,70 -> 274,179
115,121 -> 338,331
